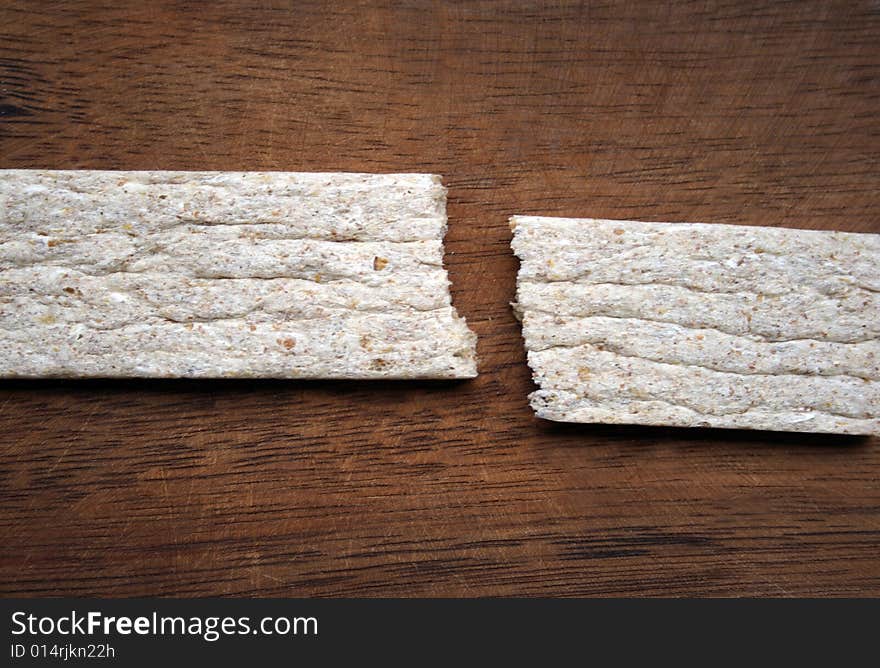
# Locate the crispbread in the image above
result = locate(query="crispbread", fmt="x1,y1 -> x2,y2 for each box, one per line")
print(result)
511,216 -> 880,435
0,170 -> 477,378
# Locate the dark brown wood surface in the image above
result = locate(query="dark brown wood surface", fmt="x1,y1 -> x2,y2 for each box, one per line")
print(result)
2,0 -> 879,597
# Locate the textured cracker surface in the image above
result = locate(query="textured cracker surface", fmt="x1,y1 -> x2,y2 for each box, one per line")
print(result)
511,216 -> 880,435
0,170 -> 477,378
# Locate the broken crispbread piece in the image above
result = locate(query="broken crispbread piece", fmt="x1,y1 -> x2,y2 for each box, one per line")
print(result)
511,215 -> 880,435
0,170 -> 477,378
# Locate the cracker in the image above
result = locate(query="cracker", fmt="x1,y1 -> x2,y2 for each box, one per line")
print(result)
0,171 -> 477,378
511,216 -> 880,435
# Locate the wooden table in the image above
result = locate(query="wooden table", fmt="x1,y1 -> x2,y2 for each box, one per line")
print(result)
2,1 -> 878,597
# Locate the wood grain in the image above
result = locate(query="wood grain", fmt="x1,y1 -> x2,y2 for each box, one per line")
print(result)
1,0 -> 879,597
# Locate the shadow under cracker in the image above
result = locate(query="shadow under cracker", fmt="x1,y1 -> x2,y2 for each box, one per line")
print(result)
0,376 -> 476,396
535,417 -> 873,449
